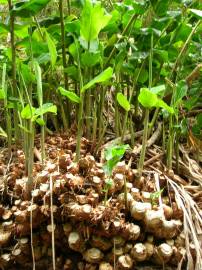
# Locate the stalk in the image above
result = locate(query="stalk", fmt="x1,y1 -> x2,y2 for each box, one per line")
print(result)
167,114 -> 173,171
34,63 -> 45,165
85,68 -> 91,138
148,107 -> 160,137
76,93 -> 84,161
115,75 -> 121,137
26,121 -> 34,198
59,0 -> 68,89
94,121 -> 108,154
59,0 -> 69,130
104,189 -> 109,207
8,0 -> 20,141
137,108 -> 150,176
2,64 -> 12,156
19,70 -> 34,197
66,0 -> 71,16
74,36 -> 84,161
92,103 -> 97,143
137,33 -> 153,177
162,119 -> 166,152
17,75 -> 28,174
121,112 -> 128,143
130,114 -> 135,147
98,86 -> 105,139
175,133 -> 180,174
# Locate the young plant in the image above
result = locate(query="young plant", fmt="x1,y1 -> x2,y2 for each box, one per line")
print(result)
103,144 -> 129,206
116,92 -> 131,142
76,67 -> 113,161
150,188 -> 164,207
138,88 -> 174,177
20,96 -> 57,196
137,33 -> 174,177
78,0 -> 112,138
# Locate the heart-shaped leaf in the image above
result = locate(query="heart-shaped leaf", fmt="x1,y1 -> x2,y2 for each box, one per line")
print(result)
138,88 -> 158,108
21,104 -> 36,119
117,93 -> 130,111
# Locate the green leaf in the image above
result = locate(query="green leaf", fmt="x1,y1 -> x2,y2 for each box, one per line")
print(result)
0,88 -> 5,99
58,87 -> 80,103
138,88 -> 158,108
13,0 -> 51,18
196,114 -> 202,128
117,93 -> 130,111
138,88 -> 174,113
36,118 -> 45,126
46,31 -> 57,67
34,103 -> 57,118
173,80 -> 187,107
134,68 -> 148,84
68,42 -> 78,61
190,9 -> 202,19
104,144 -> 129,161
103,156 -> 120,176
80,0 -> 111,42
104,144 -> 129,176
0,126 -> 7,138
21,104 -> 36,119
81,67 -> 113,93
0,23 -> 9,35
81,51 -> 101,67
150,84 -> 165,95
19,63 -> 35,83
156,99 -> 174,114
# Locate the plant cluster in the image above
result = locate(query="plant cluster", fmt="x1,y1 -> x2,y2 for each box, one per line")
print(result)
0,0 -> 201,248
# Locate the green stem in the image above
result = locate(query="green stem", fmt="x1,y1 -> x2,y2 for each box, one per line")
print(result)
76,93 -> 84,161
167,114 -> 173,171
92,103 -> 97,143
175,133 -> 179,174
74,34 -> 84,161
138,108 -> 150,176
8,0 -> 20,142
66,0 -> 71,15
148,107 -> 160,137
162,119 -> 166,152
137,33 -> 153,177
26,122 -> 34,198
104,188 -> 109,206
98,86 -> 105,139
86,69 -> 91,138
121,112 -> 128,143
59,0 -> 69,130
2,64 -> 12,156
59,0 -> 68,89
130,114 -> 135,147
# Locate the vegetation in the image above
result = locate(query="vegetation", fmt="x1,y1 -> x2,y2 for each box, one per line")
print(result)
0,0 -> 202,269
